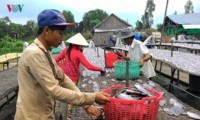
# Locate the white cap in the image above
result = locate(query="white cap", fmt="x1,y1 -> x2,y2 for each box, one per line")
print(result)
67,33 -> 89,46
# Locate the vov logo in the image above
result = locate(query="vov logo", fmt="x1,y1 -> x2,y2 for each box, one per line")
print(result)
7,4 -> 24,12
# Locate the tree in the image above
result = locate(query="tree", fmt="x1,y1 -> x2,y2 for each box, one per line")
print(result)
156,24 -> 162,32
62,10 -> 75,33
62,10 -> 75,23
184,0 -> 194,14
25,20 -> 36,38
82,9 -> 108,31
135,20 -> 143,30
141,0 -> 155,29
76,21 -> 84,32
0,16 -> 11,24
0,17 -> 11,39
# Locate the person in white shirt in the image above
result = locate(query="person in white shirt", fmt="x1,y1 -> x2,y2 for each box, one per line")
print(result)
23,42 -> 29,50
115,28 -> 156,79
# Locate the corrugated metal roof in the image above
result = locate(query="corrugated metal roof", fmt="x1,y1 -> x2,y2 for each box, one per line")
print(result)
167,13 -> 200,25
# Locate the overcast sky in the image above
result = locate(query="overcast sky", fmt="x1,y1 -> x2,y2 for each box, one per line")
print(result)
1,0 -> 200,28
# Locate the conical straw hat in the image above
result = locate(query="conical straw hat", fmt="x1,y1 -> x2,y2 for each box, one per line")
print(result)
67,33 -> 89,46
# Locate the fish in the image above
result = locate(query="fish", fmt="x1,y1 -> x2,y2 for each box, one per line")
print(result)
187,112 -> 200,119
126,89 -> 148,97
116,93 -> 132,100
110,87 -> 127,97
134,83 -> 152,96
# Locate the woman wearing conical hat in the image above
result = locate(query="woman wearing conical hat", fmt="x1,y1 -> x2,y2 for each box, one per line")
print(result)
55,33 -> 105,119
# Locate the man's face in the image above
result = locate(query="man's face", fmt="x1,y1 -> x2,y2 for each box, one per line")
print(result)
123,37 -> 133,45
45,27 -> 64,48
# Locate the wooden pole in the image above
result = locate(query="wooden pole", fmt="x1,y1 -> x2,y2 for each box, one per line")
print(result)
96,47 -> 100,57
125,60 -> 129,87
171,41 -> 173,57
171,25 -> 177,57
159,0 -> 169,48
104,47 -> 106,69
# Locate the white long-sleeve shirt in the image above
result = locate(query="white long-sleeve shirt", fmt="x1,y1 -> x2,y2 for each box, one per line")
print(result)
128,39 -> 156,78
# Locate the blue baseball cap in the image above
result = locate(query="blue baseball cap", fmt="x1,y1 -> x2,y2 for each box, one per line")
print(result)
37,9 -> 75,28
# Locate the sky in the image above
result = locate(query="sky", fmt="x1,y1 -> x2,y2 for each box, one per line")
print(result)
1,0 -> 200,28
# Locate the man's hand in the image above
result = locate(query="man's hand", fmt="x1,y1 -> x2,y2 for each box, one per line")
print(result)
95,92 -> 110,105
140,59 -> 145,67
115,50 -> 123,58
115,50 -> 130,60
85,105 -> 103,119
140,54 -> 151,67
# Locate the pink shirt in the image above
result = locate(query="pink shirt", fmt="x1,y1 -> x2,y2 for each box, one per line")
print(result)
55,45 -> 102,82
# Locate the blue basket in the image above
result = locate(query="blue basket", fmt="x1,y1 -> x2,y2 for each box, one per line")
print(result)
114,60 -> 140,80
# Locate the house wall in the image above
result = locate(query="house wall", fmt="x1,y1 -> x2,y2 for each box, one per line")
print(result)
93,15 -> 131,47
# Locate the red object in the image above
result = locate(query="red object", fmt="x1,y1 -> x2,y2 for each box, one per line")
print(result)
105,52 -> 124,68
56,45 -> 102,82
102,85 -> 163,120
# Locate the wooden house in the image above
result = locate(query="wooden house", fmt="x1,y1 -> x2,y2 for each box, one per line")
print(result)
91,13 -> 132,47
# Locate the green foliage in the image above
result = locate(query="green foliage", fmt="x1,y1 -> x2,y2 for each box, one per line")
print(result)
24,20 -> 37,38
62,10 -> 75,23
135,20 -> 143,30
64,32 -> 75,40
141,0 -> 156,28
62,10 -> 76,33
0,39 -> 26,55
0,47 -> 23,55
156,24 -> 163,32
82,9 -> 108,31
0,35 -> 13,42
90,19 -> 100,27
185,0 -> 194,14
13,40 -> 24,47
0,21 -> 7,38
0,17 -> 37,41
0,41 -> 10,48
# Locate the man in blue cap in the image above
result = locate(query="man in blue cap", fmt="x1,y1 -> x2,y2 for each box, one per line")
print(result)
116,28 -> 156,79
15,9 -> 110,120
